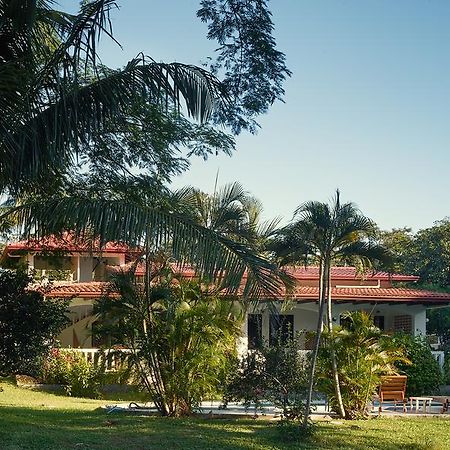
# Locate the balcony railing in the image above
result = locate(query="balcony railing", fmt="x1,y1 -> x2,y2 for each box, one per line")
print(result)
34,269 -> 75,282
62,348 -> 130,371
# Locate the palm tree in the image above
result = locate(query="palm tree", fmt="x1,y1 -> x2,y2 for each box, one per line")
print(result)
181,182 -> 280,251
94,258 -> 243,416
0,0 -> 229,194
182,182 -> 251,239
0,1 -> 288,297
0,0 -> 290,194
272,190 -> 390,423
316,311 -> 407,419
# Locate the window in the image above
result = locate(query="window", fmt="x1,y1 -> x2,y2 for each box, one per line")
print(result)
339,314 -> 352,330
269,314 -> 294,346
394,315 -> 412,334
247,314 -> 263,349
373,315 -> 385,330
33,255 -> 74,281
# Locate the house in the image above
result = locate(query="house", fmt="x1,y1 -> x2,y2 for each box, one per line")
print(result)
0,235 -> 135,348
2,237 -> 450,353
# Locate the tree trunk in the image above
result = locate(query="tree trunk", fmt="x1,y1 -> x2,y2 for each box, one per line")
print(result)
327,276 -> 346,419
303,261 -> 326,428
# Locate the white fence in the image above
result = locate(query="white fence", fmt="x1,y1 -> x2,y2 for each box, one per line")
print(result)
62,348 -> 130,371
66,348 -> 446,372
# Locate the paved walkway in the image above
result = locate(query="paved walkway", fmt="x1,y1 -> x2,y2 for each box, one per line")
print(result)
105,400 -> 450,419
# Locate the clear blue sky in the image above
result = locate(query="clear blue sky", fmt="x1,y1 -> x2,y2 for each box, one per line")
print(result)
63,0 -> 450,231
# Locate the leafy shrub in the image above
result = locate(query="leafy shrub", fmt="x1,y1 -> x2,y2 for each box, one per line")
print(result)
41,349 -> 102,398
95,266 -> 243,416
224,333 -> 309,422
390,334 -> 442,396
276,417 -> 314,442
0,270 -> 68,376
317,312 -> 406,419
444,352 -> 450,385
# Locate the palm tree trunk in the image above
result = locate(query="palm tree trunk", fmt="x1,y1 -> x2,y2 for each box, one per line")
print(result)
327,275 -> 346,419
303,261 -> 326,428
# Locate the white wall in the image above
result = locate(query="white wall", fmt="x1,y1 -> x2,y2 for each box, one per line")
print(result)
78,256 -> 93,282
240,301 -> 430,352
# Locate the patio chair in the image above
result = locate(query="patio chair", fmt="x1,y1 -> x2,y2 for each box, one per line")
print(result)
378,375 -> 407,413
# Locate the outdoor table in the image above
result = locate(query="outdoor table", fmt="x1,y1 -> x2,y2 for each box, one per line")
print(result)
409,396 -> 433,413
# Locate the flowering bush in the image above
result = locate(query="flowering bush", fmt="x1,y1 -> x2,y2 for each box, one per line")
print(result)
41,349 -> 102,398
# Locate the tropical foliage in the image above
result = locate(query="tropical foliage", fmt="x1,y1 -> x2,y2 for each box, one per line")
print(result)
224,332 -> 309,421
316,311 -> 406,419
1,0 -> 289,299
182,181 -> 280,252
94,258 -> 242,416
379,220 -> 450,289
271,191 -> 390,422
389,334 -> 442,396
380,221 -> 450,350
0,269 -> 68,376
0,0 -> 289,192
41,349 -> 102,398
197,0 -> 291,133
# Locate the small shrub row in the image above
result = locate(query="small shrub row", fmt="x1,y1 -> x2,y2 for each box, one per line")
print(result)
40,349 -> 102,398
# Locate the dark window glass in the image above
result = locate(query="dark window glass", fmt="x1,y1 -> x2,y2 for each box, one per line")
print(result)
269,314 -> 294,346
340,314 -> 352,330
248,314 -> 263,349
373,315 -> 385,330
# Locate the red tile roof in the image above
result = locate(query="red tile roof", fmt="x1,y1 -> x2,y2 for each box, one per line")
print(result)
287,266 -> 419,282
291,286 -> 450,304
44,282 -> 111,298
119,264 -> 419,283
4,234 -> 132,254
43,281 -> 450,305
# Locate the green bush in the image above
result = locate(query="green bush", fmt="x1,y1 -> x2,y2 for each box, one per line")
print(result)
317,312 -> 406,419
442,351 -> 450,385
95,267 -> 243,416
442,341 -> 450,385
390,334 -> 442,396
224,333 -> 309,422
41,349 -> 102,398
0,270 -> 68,376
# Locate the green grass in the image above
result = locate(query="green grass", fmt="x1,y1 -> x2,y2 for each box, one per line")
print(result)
1,380 -> 450,450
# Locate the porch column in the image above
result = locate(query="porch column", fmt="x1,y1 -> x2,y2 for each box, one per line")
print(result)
413,309 -> 427,336
26,253 -> 34,273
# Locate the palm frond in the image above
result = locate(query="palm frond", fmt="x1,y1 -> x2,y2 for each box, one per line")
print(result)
5,195 -> 286,299
1,59 -> 229,191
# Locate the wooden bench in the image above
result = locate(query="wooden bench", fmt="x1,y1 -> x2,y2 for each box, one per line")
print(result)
378,375 -> 407,413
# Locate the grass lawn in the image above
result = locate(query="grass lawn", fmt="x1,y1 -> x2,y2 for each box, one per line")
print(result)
0,381 -> 449,450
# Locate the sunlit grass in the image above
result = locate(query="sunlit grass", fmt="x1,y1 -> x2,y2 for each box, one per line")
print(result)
1,380 -> 449,449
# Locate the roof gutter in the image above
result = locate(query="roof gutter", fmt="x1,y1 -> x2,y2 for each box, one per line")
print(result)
335,280 -> 381,289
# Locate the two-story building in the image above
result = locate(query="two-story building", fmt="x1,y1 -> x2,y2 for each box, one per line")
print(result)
2,236 -> 450,353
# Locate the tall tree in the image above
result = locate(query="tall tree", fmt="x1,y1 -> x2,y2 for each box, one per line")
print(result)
1,0 -> 290,296
380,221 -> 450,349
0,0 -> 290,194
271,191 -> 389,423
181,181 -> 279,249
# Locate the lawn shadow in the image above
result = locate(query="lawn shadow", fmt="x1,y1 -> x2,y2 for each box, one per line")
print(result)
0,404 -> 447,450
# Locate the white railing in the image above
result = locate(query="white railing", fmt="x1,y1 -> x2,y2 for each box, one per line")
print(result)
34,269 -> 75,282
62,348 -> 130,372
